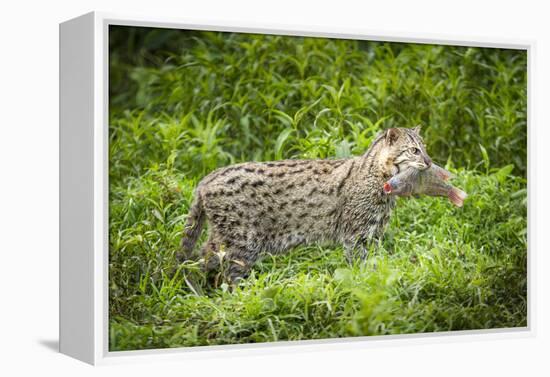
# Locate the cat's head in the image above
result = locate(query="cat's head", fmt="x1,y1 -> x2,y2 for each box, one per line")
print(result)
378,126 -> 432,175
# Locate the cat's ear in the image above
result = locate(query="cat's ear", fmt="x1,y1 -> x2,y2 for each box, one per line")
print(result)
385,128 -> 400,145
412,125 -> 422,135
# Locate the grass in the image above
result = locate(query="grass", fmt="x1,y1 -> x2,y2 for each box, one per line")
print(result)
108,27 -> 527,351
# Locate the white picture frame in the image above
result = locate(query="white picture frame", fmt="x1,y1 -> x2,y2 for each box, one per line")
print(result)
59,11 -> 534,365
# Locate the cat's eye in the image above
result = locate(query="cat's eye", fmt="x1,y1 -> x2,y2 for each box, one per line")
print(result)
411,147 -> 420,155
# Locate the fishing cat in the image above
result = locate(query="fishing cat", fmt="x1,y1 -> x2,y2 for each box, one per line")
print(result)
179,127 -> 432,283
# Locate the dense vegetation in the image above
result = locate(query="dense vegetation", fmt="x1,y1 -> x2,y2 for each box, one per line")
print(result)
108,26 -> 527,351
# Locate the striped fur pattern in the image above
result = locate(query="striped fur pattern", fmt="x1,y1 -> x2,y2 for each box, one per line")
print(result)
179,127 -> 432,283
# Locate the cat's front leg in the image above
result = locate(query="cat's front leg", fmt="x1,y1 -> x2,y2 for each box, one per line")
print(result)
344,239 -> 371,265
344,233 -> 385,265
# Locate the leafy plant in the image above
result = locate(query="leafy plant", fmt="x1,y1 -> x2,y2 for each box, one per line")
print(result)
108,27 -> 527,351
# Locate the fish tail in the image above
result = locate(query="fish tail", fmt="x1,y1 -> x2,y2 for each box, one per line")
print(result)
448,187 -> 467,207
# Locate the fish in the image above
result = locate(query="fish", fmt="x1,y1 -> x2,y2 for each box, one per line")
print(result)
383,164 -> 467,207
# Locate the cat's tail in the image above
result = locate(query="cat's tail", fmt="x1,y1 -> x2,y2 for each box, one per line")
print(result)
178,192 -> 205,262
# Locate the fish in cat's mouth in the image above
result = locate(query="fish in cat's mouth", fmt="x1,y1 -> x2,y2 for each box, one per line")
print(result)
383,163 -> 467,207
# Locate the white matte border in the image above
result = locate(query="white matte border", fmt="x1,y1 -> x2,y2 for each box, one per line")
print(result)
78,11 -> 533,365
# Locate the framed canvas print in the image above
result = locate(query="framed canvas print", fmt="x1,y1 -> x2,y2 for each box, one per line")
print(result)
59,12 -> 531,365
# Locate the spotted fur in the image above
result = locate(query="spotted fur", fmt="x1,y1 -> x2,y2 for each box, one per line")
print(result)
179,127 -> 432,283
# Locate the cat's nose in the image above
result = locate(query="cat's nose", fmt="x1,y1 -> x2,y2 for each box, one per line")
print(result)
424,156 -> 432,167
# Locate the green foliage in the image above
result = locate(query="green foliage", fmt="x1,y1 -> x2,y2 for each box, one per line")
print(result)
108,27 -> 527,351
110,27 -> 527,184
